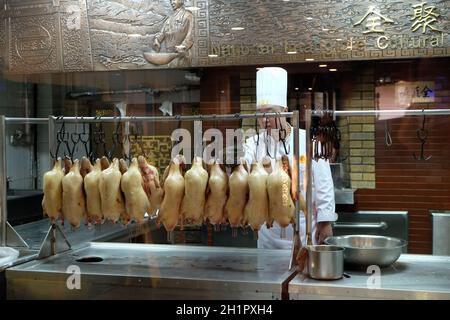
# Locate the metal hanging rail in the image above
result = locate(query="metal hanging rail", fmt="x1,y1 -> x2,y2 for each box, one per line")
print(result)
2,108 -> 450,267
44,113 -> 293,123
5,109 -> 450,125
313,109 -> 450,116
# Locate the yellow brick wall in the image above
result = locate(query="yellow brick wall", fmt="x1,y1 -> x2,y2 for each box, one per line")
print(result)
240,73 -> 257,130
338,67 -> 376,189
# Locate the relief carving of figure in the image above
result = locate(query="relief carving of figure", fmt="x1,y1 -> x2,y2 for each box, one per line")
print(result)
144,0 -> 194,67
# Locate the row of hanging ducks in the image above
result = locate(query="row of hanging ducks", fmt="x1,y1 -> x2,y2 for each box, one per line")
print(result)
42,154 -> 306,237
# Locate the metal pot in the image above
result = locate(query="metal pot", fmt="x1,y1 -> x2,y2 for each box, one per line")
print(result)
303,245 -> 345,280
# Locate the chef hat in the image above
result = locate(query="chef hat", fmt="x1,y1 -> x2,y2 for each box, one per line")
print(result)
256,67 -> 288,109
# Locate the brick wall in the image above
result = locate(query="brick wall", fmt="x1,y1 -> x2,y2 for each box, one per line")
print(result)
352,59 -> 450,254
240,73 -> 257,130
338,67 -> 376,189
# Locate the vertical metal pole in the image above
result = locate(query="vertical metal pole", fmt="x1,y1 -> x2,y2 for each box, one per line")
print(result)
0,116 -> 7,246
292,110 -> 300,236
289,111 -> 301,270
305,109 -> 313,245
48,115 -> 55,164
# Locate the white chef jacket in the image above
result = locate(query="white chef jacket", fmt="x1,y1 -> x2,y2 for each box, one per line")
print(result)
243,128 -> 337,249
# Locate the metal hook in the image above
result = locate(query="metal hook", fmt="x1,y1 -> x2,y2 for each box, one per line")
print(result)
107,116 -> 120,159
385,120 -> 393,147
276,112 -> 290,156
92,116 -> 106,160
263,112 -> 274,159
234,112 -> 243,128
413,113 -> 432,161
50,116 -> 63,159
56,116 -> 71,159
252,113 -> 261,159
69,116 -> 81,158
78,116 -> 91,159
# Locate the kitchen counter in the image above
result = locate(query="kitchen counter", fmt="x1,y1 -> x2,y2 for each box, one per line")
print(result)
6,243 -> 295,300
1,217 -> 162,272
289,254 -> 450,300
14,217 -> 159,250
4,237 -> 449,300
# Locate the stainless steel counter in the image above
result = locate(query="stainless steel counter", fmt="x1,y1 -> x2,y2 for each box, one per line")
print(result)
1,218 -> 161,272
6,242 -> 294,300
15,218 -> 158,250
289,254 -> 450,300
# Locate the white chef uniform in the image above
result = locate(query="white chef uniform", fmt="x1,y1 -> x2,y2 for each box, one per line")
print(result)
243,67 -> 337,249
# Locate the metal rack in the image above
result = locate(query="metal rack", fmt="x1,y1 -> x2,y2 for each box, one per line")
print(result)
0,112 -> 303,267
2,108 -> 450,270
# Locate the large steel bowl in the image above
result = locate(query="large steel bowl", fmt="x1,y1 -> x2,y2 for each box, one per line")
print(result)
324,235 -> 407,268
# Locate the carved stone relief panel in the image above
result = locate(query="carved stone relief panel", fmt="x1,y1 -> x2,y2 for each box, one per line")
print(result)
203,0 -> 449,66
0,1 -> 5,70
87,0 -> 196,70
1,0 -> 449,74
8,13 -> 61,73
60,0 -> 93,72
4,0 -> 92,73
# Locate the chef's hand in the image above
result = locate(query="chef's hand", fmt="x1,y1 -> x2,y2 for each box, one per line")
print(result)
315,221 -> 333,244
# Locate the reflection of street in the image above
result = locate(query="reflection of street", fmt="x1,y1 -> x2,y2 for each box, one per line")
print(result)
150,0 -> 194,67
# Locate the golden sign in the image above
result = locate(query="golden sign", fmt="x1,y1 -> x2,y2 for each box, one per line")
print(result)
410,1 -> 442,33
354,6 -> 394,34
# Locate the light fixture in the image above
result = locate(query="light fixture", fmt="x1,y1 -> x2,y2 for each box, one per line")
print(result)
186,6 -> 200,11
231,27 -> 245,31
305,58 -> 314,61
306,17 -> 313,20
287,51 -> 297,54
319,64 -> 327,67
329,68 -> 337,72
295,87 -> 299,91
308,88 -> 313,91
208,54 -> 218,58
335,38 -> 343,41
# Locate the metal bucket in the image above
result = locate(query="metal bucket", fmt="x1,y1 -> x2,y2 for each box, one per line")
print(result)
306,245 -> 345,280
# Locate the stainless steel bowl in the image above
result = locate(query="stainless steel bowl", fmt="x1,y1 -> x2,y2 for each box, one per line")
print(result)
324,235 -> 407,268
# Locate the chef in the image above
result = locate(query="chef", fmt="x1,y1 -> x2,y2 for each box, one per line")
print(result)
243,67 -> 337,249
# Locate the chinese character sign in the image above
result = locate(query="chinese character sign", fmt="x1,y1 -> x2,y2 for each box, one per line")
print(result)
410,1 -> 442,33
396,81 -> 435,105
354,6 -> 394,34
